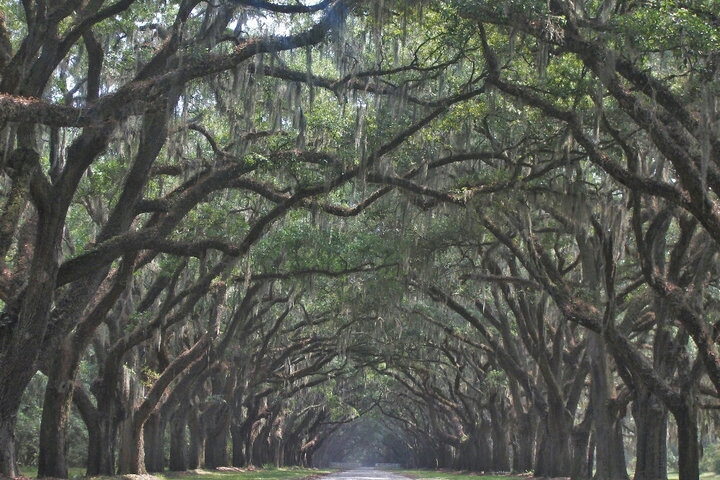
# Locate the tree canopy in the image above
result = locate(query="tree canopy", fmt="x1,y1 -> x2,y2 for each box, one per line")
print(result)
1,1 -> 720,479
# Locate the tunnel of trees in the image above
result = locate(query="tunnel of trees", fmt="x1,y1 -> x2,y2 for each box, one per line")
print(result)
1,0 -> 720,479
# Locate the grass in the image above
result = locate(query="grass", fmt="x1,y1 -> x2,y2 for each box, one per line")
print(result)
160,467 -> 334,480
15,466 -> 88,479
15,466 -> 332,480
402,468 -> 720,480
399,470 -> 527,480
14,466 -> 720,480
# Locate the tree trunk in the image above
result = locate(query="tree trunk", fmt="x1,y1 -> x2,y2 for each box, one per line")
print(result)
674,399 -> 699,480
116,370 -> 146,475
188,407 -> 204,469
271,432 -> 283,468
92,408 -> 120,475
204,402 -> 230,468
512,411 -> 535,472
169,406 -> 189,471
86,356 -> 126,477
0,157 -> 64,478
144,412 -> 165,472
471,420 -> 492,472
38,337 -> 79,479
534,398 -> 573,477
72,386 -> 106,477
231,423 -> 248,467
489,396 -> 510,472
571,411 -> 592,480
589,333 -> 628,480
252,419 -> 274,467
117,416 -> 146,475
37,379 -> 72,479
607,405 -> 628,480
0,410 -> 19,478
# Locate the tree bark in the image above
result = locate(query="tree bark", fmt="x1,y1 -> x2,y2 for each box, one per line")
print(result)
72,385 -> 107,477
188,407 -> 204,469
0,409 -> 19,478
512,411 -> 535,472
116,364 -> 146,475
0,150 -> 64,477
231,417 -> 253,467
37,352 -> 74,479
632,390 -> 668,480
144,412 -> 165,473
673,395 -> 700,480
204,402 -> 230,469
169,405 -> 190,471
489,394 -> 510,472
534,397 -> 573,478
588,333 -> 628,480
117,416 -> 146,475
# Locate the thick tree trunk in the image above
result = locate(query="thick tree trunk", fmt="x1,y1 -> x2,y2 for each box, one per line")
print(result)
534,398 -> 573,478
465,422 -> 491,472
231,422 -> 248,467
589,334 -> 628,480
271,433 -> 283,468
204,403 -> 230,468
86,360 -> 125,477
252,420 -> 274,467
0,153 -> 59,477
674,401 -> 700,480
38,337 -> 79,479
489,395 -> 510,472
0,212 -> 63,476
188,406 -> 204,469
116,369 -> 146,475
512,411 -> 535,472
144,412 -> 165,472
169,407 -> 189,471
0,411 -> 19,478
91,409 -> 119,475
117,416 -> 146,475
37,380 -> 72,479
571,412 -> 592,480
607,405 -> 628,480
72,386 -> 106,477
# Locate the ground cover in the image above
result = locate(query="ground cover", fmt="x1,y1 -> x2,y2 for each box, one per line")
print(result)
400,469 -> 526,480
9,467 -> 332,480
161,467 -> 334,480
401,469 -> 720,480
11,466 -> 720,480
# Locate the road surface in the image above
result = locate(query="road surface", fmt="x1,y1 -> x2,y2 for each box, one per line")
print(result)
324,468 -> 414,480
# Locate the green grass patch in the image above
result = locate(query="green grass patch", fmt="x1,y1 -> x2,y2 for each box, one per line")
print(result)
159,467 -> 333,480
402,469 -> 720,480
399,470 -> 527,480
671,473 -> 720,480
16,466 -> 87,479
16,466 -> 332,480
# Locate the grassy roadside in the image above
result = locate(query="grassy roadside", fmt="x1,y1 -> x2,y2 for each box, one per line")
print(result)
401,468 -> 720,480
399,470 -> 525,480
14,466 -> 333,480
160,467 -> 335,480
14,466 -> 720,480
